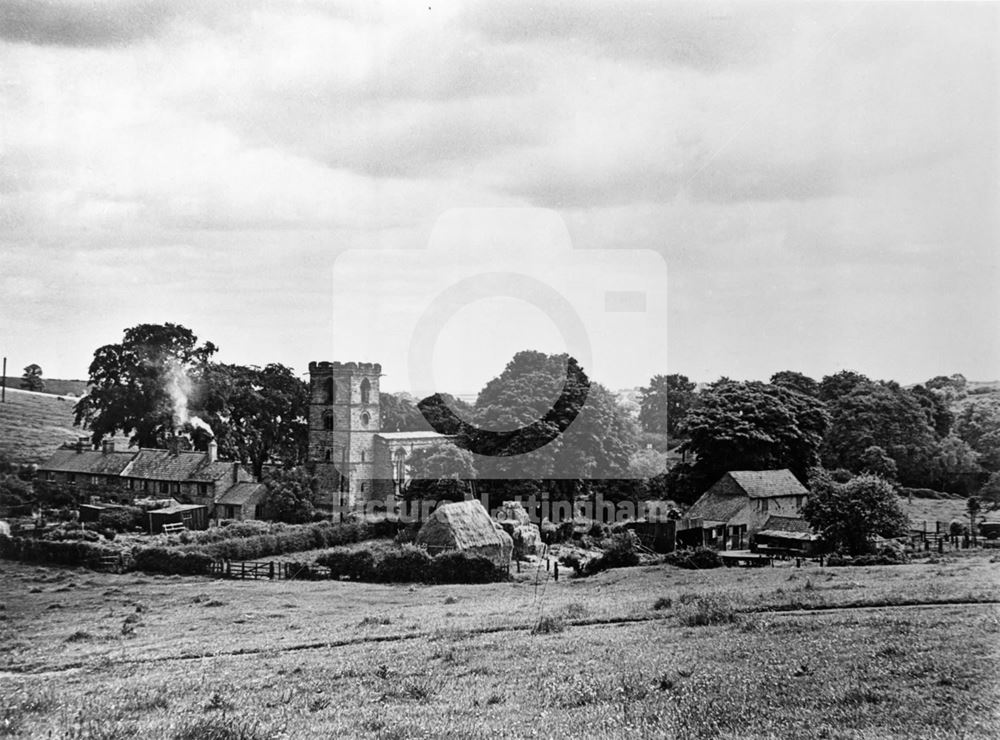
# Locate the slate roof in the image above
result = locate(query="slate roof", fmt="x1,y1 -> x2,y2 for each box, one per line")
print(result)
762,515 -> 812,534
39,449 -> 138,476
684,495 -> 748,524
217,482 -> 267,506
727,470 -> 809,499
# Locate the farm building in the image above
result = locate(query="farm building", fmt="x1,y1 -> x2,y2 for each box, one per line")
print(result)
148,503 -> 209,533
415,500 -> 513,567
678,469 -> 810,550
215,483 -> 268,521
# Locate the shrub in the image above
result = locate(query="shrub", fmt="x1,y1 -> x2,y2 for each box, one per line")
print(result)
97,507 -> 145,533
662,547 -> 722,570
532,614 -> 565,634
317,548 -> 377,580
133,547 -> 213,575
431,551 -> 500,584
376,545 -> 433,582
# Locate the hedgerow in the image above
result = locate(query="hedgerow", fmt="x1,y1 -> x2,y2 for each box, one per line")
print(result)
316,544 -> 504,584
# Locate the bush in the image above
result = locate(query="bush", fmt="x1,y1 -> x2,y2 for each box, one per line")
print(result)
97,507 -> 145,533
662,546 -> 722,570
133,547 -> 213,575
376,545 -> 433,582
431,551 -> 500,584
563,533 -> 640,577
317,548 -> 377,580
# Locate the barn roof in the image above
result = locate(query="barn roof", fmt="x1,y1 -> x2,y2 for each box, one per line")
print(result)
39,449 -> 137,475
726,470 -> 809,499
217,482 -> 268,506
684,494 -> 748,524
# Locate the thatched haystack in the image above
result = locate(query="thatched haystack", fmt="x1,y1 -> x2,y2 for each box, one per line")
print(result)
416,500 -> 513,568
497,500 -> 530,526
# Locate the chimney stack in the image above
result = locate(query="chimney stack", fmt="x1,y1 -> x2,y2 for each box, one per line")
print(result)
207,439 -> 218,464
102,440 -> 116,454
76,435 -> 90,454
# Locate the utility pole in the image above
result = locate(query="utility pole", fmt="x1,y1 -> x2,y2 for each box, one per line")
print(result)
1,356 -> 6,403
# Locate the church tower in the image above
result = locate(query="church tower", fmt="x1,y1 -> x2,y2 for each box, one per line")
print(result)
308,361 -> 381,508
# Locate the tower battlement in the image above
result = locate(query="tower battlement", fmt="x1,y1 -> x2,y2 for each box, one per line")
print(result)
309,361 -> 382,374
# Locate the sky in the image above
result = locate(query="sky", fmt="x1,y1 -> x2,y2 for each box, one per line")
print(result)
0,1 -> 997,395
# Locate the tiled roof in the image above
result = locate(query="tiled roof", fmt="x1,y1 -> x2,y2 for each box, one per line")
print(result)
120,449 -> 212,481
217,482 -> 267,506
762,515 -> 812,534
727,470 -> 809,499
189,461 -> 239,482
684,494 -> 748,524
39,449 -> 138,475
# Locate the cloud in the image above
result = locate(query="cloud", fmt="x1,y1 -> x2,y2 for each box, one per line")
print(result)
461,0 -> 791,71
0,0 -> 179,47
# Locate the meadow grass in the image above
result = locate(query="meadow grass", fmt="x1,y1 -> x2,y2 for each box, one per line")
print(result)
0,552 -> 997,737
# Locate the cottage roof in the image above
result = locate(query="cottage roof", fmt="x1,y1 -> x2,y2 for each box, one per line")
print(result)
762,515 -> 813,534
39,449 -> 137,476
148,503 -> 206,514
217,482 -> 268,506
726,470 -> 809,499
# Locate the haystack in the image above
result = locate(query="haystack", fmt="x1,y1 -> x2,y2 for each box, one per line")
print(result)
416,500 -> 513,568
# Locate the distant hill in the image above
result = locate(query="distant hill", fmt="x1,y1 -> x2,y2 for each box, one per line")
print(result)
0,387 -> 84,464
1,377 -> 89,397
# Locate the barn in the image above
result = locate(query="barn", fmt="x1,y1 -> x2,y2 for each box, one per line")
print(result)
415,500 -> 513,568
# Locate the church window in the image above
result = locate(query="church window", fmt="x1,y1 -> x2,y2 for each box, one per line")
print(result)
360,378 -> 371,404
361,412 -> 370,426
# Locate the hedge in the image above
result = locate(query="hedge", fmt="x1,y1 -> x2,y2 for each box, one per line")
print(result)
0,534 -> 117,569
317,544 -> 505,584
133,547 -> 213,575
661,547 -> 723,570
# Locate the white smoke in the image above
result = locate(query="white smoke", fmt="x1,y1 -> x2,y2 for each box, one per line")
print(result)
164,361 -> 214,439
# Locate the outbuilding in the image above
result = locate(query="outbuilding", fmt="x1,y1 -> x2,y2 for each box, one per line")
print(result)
148,503 -> 209,533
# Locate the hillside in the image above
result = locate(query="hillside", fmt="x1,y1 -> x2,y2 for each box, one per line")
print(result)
1,377 -> 89,397
0,387 -> 85,464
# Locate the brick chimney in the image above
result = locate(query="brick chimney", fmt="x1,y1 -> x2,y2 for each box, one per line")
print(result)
207,440 -> 218,464
76,435 -> 90,454
102,440 -> 116,454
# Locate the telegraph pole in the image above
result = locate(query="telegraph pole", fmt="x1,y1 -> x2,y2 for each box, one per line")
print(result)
1,356 -> 6,403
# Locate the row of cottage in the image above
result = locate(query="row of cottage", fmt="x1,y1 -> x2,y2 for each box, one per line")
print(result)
38,437 -> 267,522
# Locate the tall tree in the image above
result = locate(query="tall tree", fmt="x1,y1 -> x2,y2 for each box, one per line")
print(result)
926,434 -> 984,496
953,397 -> 1000,472
678,380 -> 830,487
639,374 -> 696,436
202,363 -> 309,478
818,370 -> 870,404
401,444 -> 477,503
910,384 -> 954,438
821,380 -> 938,486
770,370 -> 819,398
801,471 -> 908,555
260,466 -> 317,523
20,364 -> 44,392
380,392 -> 426,432
74,323 -> 217,447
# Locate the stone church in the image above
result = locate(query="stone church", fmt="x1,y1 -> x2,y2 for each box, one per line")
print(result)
307,361 -> 452,506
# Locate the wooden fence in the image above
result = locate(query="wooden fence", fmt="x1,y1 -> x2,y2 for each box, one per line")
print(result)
207,560 -> 332,581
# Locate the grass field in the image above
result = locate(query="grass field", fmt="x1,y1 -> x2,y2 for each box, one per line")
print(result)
0,388 -> 84,464
1,552 -> 998,738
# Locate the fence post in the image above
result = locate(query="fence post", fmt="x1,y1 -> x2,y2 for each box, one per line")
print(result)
226,560 -> 231,578
269,561 -> 275,580
554,562 -> 559,582
516,559 -> 521,573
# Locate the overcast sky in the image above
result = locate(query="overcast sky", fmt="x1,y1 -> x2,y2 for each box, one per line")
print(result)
1,1 -> 997,394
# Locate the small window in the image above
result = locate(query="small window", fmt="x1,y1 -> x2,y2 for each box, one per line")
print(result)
172,483 -> 181,494
198,483 -> 208,496
360,482 -> 366,493
361,451 -> 366,462
324,449 -> 332,462
46,472 -> 55,482
159,481 -> 168,494
323,411 -> 334,431
143,480 -> 150,492
361,412 -> 370,426
67,474 -> 76,485
91,475 -> 100,485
